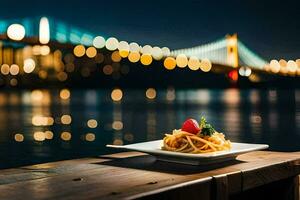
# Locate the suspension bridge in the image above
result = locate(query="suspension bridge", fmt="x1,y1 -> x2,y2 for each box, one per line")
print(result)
0,17 -> 298,88
0,17 -> 269,68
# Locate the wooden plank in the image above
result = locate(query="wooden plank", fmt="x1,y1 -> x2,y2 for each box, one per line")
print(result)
0,151 -> 299,200
0,156 -> 212,200
0,158 -> 112,185
0,153 -> 143,185
229,176 -> 299,200
286,176 -> 299,200
241,159 -> 300,191
129,178 -> 212,200
212,174 -> 228,200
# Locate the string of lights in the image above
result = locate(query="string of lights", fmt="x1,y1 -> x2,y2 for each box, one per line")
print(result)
0,16 -> 299,88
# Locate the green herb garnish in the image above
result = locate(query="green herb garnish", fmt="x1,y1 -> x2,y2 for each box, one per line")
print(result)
199,117 -> 215,136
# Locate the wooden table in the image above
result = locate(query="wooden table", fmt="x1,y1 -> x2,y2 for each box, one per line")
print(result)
0,151 -> 300,200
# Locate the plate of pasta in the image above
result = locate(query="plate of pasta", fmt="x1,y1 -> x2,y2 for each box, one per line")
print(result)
107,117 -> 268,165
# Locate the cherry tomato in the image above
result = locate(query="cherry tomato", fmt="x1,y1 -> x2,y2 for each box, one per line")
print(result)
181,118 -> 201,134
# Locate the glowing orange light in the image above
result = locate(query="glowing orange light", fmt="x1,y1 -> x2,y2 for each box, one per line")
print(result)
128,52 -> 140,63
140,54 -> 152,65
86,47 -> 97,58
163,57 -> 176,70
85,133 -> 96,141
73,45 -> 85,57
145,88 -> 156,99
10,64 -> 19,75
87,119 -> 98,128
1,64 -> 10,75
61,114 -> 72,125
119,50 -> 129,58
111,89 -> 123,101
111,51 -> 122,62
112,121 -> 123,130
33,131 -> 45,141
14,133 -> 24,142
45,131 -> 54,139
60,89 -> 70,100
61,131 -> 71,141
103,65 -> 113,75
228,70 -> 238,81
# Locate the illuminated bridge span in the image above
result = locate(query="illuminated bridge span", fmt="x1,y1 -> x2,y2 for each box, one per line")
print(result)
171,35 -> 268,69
0,17 -> 267,68
0,16 -> 299,81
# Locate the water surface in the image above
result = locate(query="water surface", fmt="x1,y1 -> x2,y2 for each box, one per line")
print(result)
0,89 -> 299,169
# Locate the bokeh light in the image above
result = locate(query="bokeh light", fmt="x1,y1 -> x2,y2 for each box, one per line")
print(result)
10,64 -> 19,75
200,58 -> 212,72
73,45 -> 85,57
39,17 -> 50,44
31,90 -> 43,101
10,78 -> 18,86
23,58 -> 36,73
33,45 -> 41,55
118,41 -> 129,51
86,47 -> 97,58
166,88 -> 176,101
238,66 -> 252,76
161,47 -> 170,56
111,89 -> 123,101
176,54 -> 188,68
129,42 -> 140,52
146,88 -> 157,99
95,53 -> 104,63
93,36 -> 106,48
112,121 -> 123,130
85,133 -> 95,142
188,56 -> 200,70
128,52 -> 140,63
279,59 -> 287,67
33,131 -> 45,141
103,65 -> 113,75
60,89 -> 70,100
270,60 -> 280,73
45,131 -> 54,140
57,72 -> 68,81
32,115 -> 54,126
61,131 -> 71,141
164,57 -> 176,70
1,64 -> 10,75
61,114 -> 72,125
14,133 -> 24,142
7,24 -> 25,41
141,45 -> 152,54
103,64 -> 114,75
152,46 -> 163,60
105,37 -> 119,51
140,54 -> 152,65
87,119 -> 98,128
119,50 -> 129,58
40,45 -> 50,55
111,51 -> 122,62
287,60 -> 297,74
113,139 -> 123,145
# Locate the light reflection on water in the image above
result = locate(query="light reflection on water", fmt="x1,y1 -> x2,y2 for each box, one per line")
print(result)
0,88 -> 299,169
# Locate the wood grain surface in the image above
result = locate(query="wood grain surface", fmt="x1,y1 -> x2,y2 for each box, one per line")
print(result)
0,151 -> 299,200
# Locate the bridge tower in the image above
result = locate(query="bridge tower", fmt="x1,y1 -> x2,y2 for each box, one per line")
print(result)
226,34 -> 238,67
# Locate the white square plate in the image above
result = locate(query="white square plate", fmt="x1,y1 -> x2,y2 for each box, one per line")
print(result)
107,140 -> 269,165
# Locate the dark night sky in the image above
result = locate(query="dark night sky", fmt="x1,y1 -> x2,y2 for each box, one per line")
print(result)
1,0 -> 299,60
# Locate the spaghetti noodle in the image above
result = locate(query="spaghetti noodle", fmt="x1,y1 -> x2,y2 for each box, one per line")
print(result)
162,129 -> 231,153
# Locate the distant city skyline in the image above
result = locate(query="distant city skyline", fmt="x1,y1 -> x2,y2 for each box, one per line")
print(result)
1,0 -> 299,60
